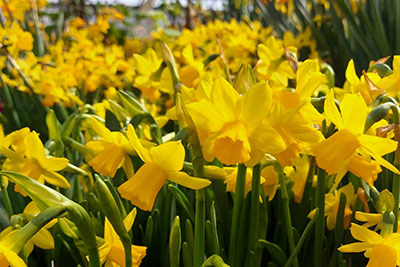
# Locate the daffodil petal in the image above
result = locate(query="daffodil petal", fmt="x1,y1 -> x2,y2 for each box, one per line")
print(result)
41,171 -> 71,188
125,124 -> 152,163
324,90 -> 343,129
167,171 -> 211,189
338,242 -> 372,253
349,223 -> 382,244
211,77 -> 239,121
359,134 -> 398,156
150,141 -> 185,172
340,94 -> 367,134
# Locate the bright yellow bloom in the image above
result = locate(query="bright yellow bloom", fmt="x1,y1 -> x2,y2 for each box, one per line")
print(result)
313,90 -> 399,187
118,125 -> 211,211
187,77 -> 285,166
256,36 -> 296,88
286,155 -> 315,203
344,59 -> 382,104
98,209 -> 146,267
0,229 -> 27,267
339,223 -> 400,267
86,118 -> 136,178
133,48 -> 163,100
378,55 -> 400,97
1,131 -> 69,194
309,183 -> 356,230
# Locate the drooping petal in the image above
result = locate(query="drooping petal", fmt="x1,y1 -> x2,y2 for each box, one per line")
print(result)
347,156 -> 381,184
167,171 -> 211,189
340,94 -> 368,134
41,171 -> 71,188
118,163 -> 167,211
150,141 -> 185,172
104,217 -> 116,244
31,228 -> 54,250
39,157 -> 69,171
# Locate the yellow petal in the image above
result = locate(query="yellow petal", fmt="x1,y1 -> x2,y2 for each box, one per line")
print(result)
167,171 -> 211,189
312,129 -> 359,174
367,243 -> 397,267
338,242 -> 372,253
3,250 -> 26,267
134,54 -> 152,76
24,132 -> 44,160
150,141 -> 185,172
349,223 -> 382,244
250,124 -> 286,154
39,157 -> 69,171
340,94 -> 367,134
123,208 -> 137,232
104,217 -> 116,244
393,55 -> 400,74
118,163 -> 167,211
211,77 -> 239,121
347,156 -> 381,184
32,228 -> 54,249
41,171 -> 71,188
122,155 -> 134,179
345,59 -> 360,85
186,101 -> 225,132
126,125 -> 152,163
324,90 -> 343,129
238,82 -> 272,124
358,134 -> 398,156
89,117 -> 113,143
89,144 -> 125,178
98,242 -> 112,265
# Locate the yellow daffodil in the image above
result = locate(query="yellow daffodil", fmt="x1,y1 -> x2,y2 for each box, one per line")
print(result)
86,118 -> 136,178
98,209 -> 146,267
378,55 -> 400,97
0,229 -> 27,267
309,183 -> 356,230
256,36 -> 296,88
313,90 -> 399,187
261,165 -> 279,201
118,125 -> 211,211
1,131 -> 70,194
133,48 -> 163,100
187,77 -> 286,166
286,155 -> 315,203
225,167 -> 265,196
343,59 -> 382,104
339,223 -> 400,267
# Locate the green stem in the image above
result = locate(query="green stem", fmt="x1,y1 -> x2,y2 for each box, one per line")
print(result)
229,164 -> 247,267
0,175 -> 13,217
314,167 -> 326,266
194,189 -> 205,267
393,174 -> 400,232
247,164 -> 261,257
274,162 -> 298,267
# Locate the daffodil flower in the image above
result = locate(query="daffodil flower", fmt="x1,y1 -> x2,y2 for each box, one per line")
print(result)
0,229 -> 27,267
118,125 -> 211,211
187,77 -> 286,166
312,90 -> 399,188
98,208 -> 146,267
344,59 -> 382,104
1,131 -> 69,194
339,223 -> 400,267
308,183 -> 356,230
86,117 -> 136,178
